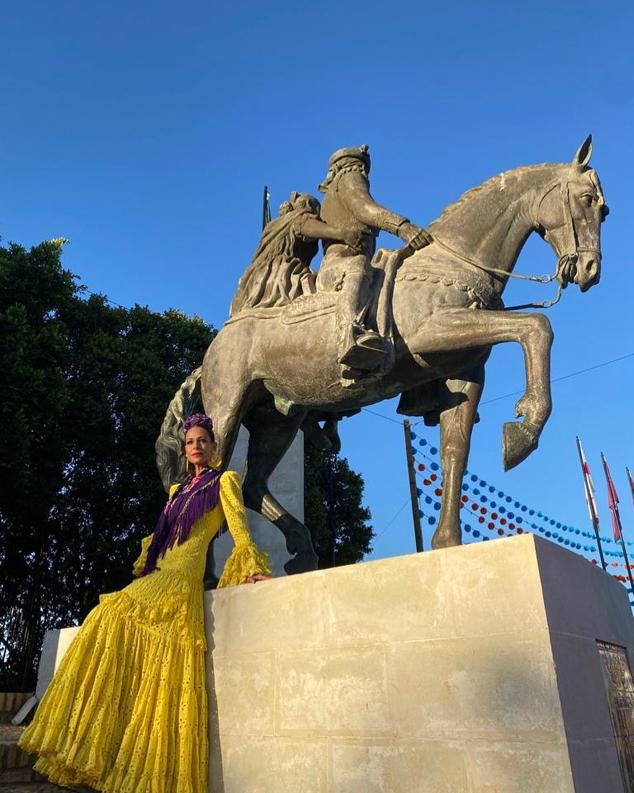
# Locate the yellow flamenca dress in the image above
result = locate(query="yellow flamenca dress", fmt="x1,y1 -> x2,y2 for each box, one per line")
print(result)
19,470 -> 271,793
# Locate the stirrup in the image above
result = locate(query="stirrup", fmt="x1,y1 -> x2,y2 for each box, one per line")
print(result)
338,331 -> 386,370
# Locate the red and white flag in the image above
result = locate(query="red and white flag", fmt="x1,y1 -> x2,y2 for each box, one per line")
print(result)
576,437 -> 600,529
627,467 -> 634,510
601,453 -> 623,542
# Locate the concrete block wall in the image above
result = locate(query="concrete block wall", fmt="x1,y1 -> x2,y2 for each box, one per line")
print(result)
204,534 -> 634,793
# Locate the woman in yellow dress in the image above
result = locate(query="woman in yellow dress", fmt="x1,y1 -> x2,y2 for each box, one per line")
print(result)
19,413 -> 271,793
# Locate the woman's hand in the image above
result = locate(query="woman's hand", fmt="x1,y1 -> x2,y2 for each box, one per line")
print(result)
245,573 -> 271,584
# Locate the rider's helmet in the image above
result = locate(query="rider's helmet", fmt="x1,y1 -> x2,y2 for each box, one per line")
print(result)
319,145 -> 371,193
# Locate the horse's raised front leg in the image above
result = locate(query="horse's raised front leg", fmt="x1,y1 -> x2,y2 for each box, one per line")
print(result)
411,308 -> 553,470
432,366 -> 485,549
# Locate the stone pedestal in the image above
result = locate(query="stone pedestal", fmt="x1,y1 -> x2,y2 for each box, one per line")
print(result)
205,534 -> 634,793
213,425 -> 303,578
37,534 -> 634,792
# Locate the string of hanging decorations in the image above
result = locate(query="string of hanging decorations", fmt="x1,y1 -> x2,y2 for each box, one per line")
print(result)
408,430 -> 634,601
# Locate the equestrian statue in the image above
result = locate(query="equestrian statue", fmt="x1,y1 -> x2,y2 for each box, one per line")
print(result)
157,135 -> 608,575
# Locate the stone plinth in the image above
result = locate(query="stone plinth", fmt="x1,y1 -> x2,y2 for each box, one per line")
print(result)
205,534 -> 634,793
37,534 -> 634,792
35,627 -> 79,700
212,426 -> 303,578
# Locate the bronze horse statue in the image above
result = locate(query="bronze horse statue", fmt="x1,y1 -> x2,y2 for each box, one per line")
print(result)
159,136 -> 607,574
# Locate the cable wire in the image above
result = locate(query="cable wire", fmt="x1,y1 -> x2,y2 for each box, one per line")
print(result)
360,351 -> 633,420
481,352 -> 634,406
375,498 -> 410,539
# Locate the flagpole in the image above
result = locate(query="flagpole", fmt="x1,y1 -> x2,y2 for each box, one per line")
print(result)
601,453 -> 634,598
575,437 -> 607,570
403,419 -> 424,552
627,467 -> 634,509
262,185 -> 271,231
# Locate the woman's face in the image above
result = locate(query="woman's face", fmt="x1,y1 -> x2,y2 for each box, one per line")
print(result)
184,426 -> 214,468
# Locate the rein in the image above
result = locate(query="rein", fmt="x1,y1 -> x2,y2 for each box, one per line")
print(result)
427,176 -> 596,312
430,236 -> 563,311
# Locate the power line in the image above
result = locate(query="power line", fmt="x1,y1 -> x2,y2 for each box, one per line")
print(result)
480,351 -> 634,406
361,406 -> 424,427
361,351 -> 633,422
361,407 -> 403,425
375,498 -> 410,539
82,287 -> 128,311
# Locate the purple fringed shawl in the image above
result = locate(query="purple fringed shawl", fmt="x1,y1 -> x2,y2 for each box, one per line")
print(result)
141,468 -> 223,576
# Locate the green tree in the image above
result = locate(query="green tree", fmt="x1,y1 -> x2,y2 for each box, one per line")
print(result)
304,443 -> 374,568
0,241 -> 75,687
0,240 -> 214,689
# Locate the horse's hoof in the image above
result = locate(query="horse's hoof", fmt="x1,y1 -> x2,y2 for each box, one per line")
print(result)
502,421 -> 539,471
284,551 -> 318,575
431,531 -> 462,550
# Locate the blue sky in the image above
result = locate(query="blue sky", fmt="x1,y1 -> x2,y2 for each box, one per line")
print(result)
2,0 -> 633,561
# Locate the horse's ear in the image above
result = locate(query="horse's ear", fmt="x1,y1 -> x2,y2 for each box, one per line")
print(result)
573,134 -> 592,168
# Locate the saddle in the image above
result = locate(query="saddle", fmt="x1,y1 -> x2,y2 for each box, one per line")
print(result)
281,293 -> 337,324
224,291 -> 336,326
225,248 -> 404,339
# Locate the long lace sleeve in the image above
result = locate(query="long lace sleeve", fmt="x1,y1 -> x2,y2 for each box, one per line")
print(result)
132,534 -> 153,577
217,470 -> 272,587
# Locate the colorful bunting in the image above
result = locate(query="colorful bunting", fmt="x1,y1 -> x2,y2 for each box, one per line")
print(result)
408,435 -> 634,603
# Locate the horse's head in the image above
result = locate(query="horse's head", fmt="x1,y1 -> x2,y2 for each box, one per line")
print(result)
536,135 -> 608,292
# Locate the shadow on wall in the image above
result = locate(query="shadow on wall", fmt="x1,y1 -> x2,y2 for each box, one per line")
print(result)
205,604 -> 225,793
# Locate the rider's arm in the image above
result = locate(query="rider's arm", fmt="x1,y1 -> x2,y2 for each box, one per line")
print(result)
298,216 -> 354,245
339,171 -> 410,234
340,172 -> 433,249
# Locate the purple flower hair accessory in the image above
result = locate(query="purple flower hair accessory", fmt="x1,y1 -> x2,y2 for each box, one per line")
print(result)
183,413 -> 214,436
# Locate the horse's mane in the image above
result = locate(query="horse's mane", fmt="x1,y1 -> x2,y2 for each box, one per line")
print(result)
430,162 -> 560,227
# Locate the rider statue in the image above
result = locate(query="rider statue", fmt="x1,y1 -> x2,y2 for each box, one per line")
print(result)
317,144 -> 433,377
230,192 -> 363,317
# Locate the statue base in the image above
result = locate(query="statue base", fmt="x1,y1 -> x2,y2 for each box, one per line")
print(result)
205,534 -> 634,792
36,535 -> 634,792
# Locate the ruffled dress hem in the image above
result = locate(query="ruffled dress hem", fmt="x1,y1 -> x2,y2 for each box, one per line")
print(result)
19,588 -> 208,793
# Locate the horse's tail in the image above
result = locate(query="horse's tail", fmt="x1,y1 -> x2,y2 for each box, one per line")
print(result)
155,366 -> 203,492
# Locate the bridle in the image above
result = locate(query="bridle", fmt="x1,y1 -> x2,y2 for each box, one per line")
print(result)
536,178 -> 603,292
429,174 -> 602,311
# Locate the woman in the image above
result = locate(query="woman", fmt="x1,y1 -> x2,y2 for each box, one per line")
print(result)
230,191 -> 364,316
19,413 -> 271,793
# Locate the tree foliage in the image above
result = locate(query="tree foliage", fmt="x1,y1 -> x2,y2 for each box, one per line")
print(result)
304,443 -> 374,568
0,241 -> 214,688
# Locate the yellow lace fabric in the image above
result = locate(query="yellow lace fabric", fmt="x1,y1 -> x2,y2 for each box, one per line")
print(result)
19,470 -> 271,793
